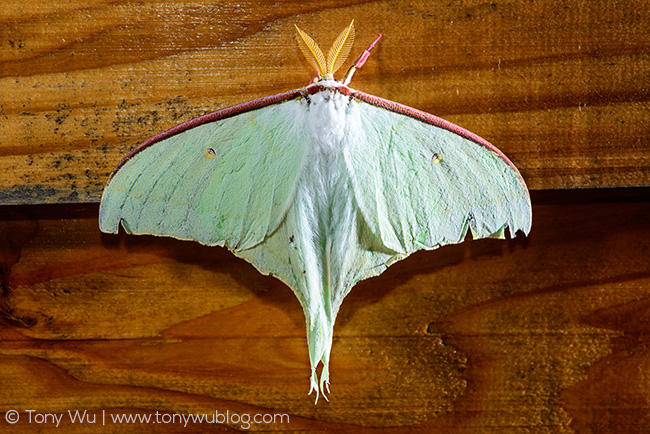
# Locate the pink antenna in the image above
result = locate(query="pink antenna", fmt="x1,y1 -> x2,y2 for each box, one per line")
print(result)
343,34 -> 383,85
353,34 -> 382,68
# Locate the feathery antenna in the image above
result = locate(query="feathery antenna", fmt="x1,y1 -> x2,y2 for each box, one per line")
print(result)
326,20 -> 355,77
295,22 -> 380,84
295,24 -> 327,77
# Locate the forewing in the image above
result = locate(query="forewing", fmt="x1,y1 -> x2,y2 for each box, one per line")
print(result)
343,95 -> 531,254
99,97 -> 308,251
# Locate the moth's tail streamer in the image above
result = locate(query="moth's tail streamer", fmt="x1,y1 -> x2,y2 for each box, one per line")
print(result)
308,363 -> 331,404
306,309 -> 334,404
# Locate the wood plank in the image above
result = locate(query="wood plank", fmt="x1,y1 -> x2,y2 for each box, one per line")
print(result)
1,0 -> 649,204
0,192 -> 649,431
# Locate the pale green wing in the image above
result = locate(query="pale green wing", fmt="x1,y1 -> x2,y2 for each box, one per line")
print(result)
99,97 -> 308,251
343,96 -> 532,254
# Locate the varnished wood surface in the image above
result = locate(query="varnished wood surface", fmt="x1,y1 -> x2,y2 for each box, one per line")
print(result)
1,0 -> 649,204
0,191 -> 649,432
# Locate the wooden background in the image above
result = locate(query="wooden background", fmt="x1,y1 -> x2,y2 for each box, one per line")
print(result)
1,0 -> 649,432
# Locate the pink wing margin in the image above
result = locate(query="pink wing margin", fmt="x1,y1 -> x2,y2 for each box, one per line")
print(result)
109,84 -> 525,184
345,87 -> 523,176
108,88 -> 305,180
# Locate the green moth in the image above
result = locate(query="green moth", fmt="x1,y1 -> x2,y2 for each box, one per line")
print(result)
99,21 -> 532,402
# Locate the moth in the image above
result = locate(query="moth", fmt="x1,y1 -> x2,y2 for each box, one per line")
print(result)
99,21 -> 532,402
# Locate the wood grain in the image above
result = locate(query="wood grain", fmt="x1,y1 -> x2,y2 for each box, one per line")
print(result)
0,192 -> 649,432
1,0 -> 649,204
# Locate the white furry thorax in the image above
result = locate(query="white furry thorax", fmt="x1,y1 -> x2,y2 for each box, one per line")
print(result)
305,81 -> 352,156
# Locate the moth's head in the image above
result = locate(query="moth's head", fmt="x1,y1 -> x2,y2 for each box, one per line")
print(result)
295,21 -> 381,86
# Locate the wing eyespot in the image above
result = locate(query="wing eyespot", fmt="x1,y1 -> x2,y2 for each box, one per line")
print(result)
205,148 -> 217,160
431,153 -> 443,164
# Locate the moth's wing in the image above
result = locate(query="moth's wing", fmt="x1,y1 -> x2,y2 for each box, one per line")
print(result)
99,91 -> 308,251
344,92 -> 531,254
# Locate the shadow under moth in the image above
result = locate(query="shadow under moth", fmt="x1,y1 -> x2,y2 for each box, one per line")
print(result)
99,21 -> 532,402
